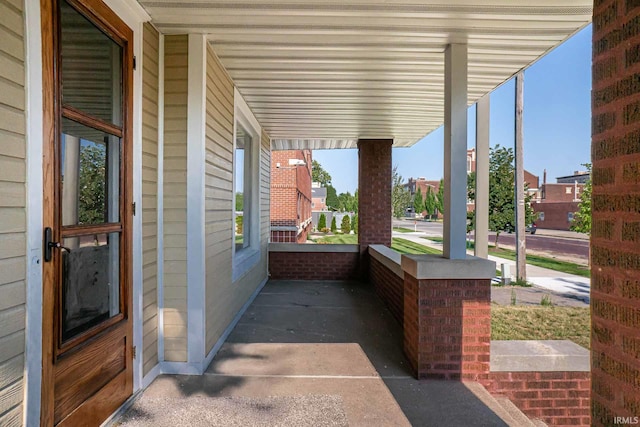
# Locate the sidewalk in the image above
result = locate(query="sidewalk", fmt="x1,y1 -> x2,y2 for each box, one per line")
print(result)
392,232 -> 590,304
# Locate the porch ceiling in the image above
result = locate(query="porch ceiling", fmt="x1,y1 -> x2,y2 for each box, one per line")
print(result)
139,0 -> 592,150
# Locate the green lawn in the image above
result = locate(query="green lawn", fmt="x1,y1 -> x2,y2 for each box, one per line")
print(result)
315,235 -> 442,255
492,305 -> 590,349
488,247 -> 590,278
392,227 -> 415,233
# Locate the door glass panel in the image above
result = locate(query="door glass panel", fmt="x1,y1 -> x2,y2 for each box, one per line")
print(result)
61,118 -> 120,226
61,232 -> 120,342
60,0 -> 122,126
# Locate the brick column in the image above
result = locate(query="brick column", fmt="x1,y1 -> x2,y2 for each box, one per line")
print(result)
402,255 -> 495,381
591,1 -> 640,425
358,139 -> 393,277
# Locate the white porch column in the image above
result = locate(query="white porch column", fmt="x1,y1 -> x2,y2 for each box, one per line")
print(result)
186,33 -> 207,367
443,43 -> 468,260
514,72 -> 526,280
474,95 -> 490,259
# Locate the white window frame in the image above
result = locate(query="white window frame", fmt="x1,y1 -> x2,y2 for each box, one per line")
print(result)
232,88 -> 261,282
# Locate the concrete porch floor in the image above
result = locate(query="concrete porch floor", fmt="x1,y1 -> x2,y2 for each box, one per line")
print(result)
119,280 -> 516,426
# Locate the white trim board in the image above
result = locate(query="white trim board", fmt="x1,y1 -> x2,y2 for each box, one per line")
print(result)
24,0 -> 44,424
186,33 -> 207,366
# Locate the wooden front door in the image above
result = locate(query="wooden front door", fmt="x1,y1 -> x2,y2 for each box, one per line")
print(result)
41,0 -> 134,425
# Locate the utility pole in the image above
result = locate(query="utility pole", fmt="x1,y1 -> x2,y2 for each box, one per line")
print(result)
515,72 -> 526,281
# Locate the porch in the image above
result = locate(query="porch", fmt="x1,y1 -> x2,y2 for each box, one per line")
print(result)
119,280 -> 519,426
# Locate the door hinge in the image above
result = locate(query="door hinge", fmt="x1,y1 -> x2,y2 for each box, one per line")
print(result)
133,56 -> 137,70
132,202 -> 136,216
132,346 -> 137,359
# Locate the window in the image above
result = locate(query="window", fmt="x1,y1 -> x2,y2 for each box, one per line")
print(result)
233,89 -> 261,281
568,212 -> 574,222
566,187 -> 572,194
234,124 -> 251,251
538,212 -> 545,221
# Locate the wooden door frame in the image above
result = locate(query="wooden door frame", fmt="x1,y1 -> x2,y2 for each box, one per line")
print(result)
40,0 -> 134,424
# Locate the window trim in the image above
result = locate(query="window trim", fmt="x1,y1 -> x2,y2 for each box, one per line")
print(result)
232,88 -> 261,282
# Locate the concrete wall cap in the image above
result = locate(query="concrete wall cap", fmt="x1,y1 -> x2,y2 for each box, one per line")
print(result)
369,245 -> 403,278
491,340 -> 590,372
401,253 -> 496,279
269,243 -> 360,253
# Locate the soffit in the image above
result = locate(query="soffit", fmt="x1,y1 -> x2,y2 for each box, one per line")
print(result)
139,1 -> 592,149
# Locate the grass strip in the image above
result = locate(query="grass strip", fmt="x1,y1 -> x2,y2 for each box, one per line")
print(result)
392,227 -> 415,233
489,247 -> 590,278
315,235 -> 442,256
491,305 -> 590,349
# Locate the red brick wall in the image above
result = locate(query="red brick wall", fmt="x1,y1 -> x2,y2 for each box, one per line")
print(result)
270,228 -> 310,243
268,250 -> 360,281
403,276 -> 491,381
541,183 -> 584,202
591,1 -> 640,424
358,140 -> 392,250
484,372 -> 591,426
370,257 -> 404,326
271,150 -> 312,229
532,201 -> 579,230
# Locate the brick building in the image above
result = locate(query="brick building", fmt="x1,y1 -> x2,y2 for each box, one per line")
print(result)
270,150 -> 313,242
311,182 -> 327,211
532,170 -> 587,230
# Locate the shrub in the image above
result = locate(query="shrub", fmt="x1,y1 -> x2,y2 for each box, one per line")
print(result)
320,228 -> 330,233
341,215 -> 351,234
352,214 -> 358,234
318,213 -> 327,230
330,216 -> 337,233
235,215 -> 243,235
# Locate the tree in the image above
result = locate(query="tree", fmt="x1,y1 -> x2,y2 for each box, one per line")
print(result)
424,186 -> 436,220
330,216 -> 337,233
470,145 -> 536,248
341,215 -> 351,234
570,163 -> 591,235
413,188 -> 424,215
338,191 -> 357,212
326,185 -> 339,210
436,179 -> 444,217
235,192 -> 244,212
318,213 -> 327,231
352,214 -> 358,234
392,165 -> 411,218
312,160 -> 332,186
77,144 -> 106,224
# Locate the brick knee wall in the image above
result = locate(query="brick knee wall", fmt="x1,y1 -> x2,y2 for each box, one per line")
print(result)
484,372 -> 591,426
591,1 -> 640,424
370,257 -> 404,326
268,251 -> 360,281
404,276 -> 491,380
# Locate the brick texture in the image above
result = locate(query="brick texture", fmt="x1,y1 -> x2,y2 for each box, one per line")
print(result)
270,150 -> 313,242
484,371 -> 591,426
370,257 -> 404,326
591,1 -> 640,425
268,251 -> 359,281
358,139 -> 392,249
403,276 -> 491,381
358,139 -> 393,277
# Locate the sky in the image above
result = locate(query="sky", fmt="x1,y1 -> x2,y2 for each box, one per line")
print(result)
313,25 -> 592,194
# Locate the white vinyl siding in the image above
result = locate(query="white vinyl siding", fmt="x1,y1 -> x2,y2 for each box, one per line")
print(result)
204,45 -> 270,354
162,35 -> 188,362
0,0 -> 26,424
141,23 -> 159,375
